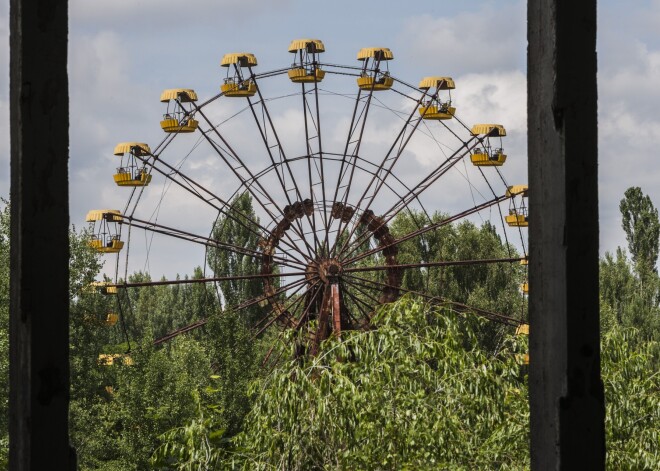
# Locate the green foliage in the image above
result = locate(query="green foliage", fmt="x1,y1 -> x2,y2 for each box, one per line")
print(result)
150,390 -> 229,470
4,191 -> 660,469
231,297 -> 530,470
123,267 -> 219,341
600,249 -> 660,346
391,213 -> 526,350
603,327 -> 660,469
208,193 -> 265,323
71,338 -> 215,470
620,186 -> 660,280
205,310 -> 262,436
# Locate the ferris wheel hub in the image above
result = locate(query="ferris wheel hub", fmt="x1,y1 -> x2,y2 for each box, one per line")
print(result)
314,258 -> 343,284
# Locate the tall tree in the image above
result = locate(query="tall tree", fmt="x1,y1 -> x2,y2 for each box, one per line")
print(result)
620,187 -> 660,279
207,193 -> 266,323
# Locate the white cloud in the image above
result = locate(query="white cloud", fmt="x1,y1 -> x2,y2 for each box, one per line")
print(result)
596,3 -> 660,256
7,0 -> 660,276
395,2 -> 526,77
70,0 -> 293,27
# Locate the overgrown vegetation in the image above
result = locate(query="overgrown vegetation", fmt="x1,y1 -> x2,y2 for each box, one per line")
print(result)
0,187 -> 658,469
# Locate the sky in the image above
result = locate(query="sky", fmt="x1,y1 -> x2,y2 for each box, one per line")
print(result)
1,0 -> 659,279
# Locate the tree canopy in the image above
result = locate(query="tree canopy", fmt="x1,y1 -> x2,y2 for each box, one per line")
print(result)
1,193 -> 659,469
620,186 -> 660,279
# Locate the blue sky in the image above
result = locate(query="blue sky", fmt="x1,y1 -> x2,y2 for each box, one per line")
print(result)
1,0 -> 659,278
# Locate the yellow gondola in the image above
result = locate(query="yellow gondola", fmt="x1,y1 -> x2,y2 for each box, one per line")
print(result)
470,124 -> 507,166
88,281 -> 118,295
506,212 -> 528,227
506,185 -> 529,227
357,47 -> 394,91
418,76 -> 456,120
98,353 -> 133,366
506,184 -> 528,197
113,142 -> 153,187
221,53 -> 258,97
516,323 -> 529,335
105,313 -> 119,327
86,209 -> 124,253
288,39 -> 326,83
521,282 -> 529,294
160,88 -> 199,133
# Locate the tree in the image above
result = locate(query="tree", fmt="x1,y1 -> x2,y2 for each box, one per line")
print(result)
620,187 -> 660,280
602,327 -> 660,469
207,193 -> 266,324
230,297 -> 530,470
600,248 -> 636,327
70,337 -> 216,470
391,212 -> 526,351
600,187 -> 660,343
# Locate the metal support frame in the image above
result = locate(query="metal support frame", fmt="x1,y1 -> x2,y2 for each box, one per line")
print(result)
528,0 -> 605,468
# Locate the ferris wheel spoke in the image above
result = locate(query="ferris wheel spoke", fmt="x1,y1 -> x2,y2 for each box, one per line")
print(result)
384,136 -> 480,218
340,278 -> 379,315
194,107 -> 314,260
292,281 -> 326,331
253,279 -> 317,338
206,163 -> 329,263
300,85 -> 320,253
153,318 -> 208,346
125,214 -> 305,266
343,273 -> 520,326
341,279 -> 388,320
332,188 -> 430,264
193,116 -> 284,221
340,289 -> 371,327
112,269 -> 310,289
122,217 -> 307,269
342,194 -> 509,266
132,150 -> 273,243
235,276 -> 313,312
310,79 -> 330,255
297,79 -> 329,256
331,88 -> 431,259
343,256 -> 524,274
252,278 -> 322,334
155,275 -> 319,347
327,87 -> 374,254
321,152 -> 435,240
245,88 -> 318,259
339,139 -> 482,262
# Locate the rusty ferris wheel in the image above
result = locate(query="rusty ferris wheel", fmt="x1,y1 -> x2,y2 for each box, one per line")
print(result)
86,39 -> 529,356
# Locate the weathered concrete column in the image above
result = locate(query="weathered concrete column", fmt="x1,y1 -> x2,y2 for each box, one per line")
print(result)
528,1 -> 605,469
9,0 -> 73,469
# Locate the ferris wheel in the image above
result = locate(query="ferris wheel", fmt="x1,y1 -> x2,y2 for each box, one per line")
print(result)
85,39 -> 529,355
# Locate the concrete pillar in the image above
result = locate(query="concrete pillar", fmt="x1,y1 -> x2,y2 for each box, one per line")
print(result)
9,0 -> 74,468
528,0 -> 605,469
